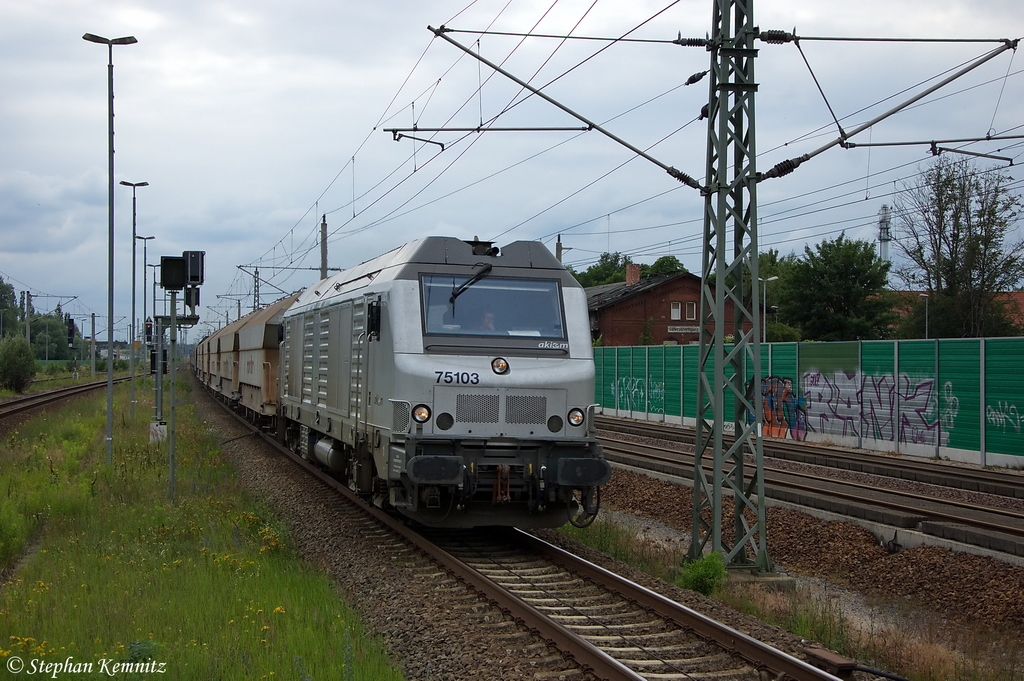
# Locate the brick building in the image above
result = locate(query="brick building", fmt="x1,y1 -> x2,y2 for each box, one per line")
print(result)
585,263 -> 752,346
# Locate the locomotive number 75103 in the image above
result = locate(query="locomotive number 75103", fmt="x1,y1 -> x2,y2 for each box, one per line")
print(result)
435,371 -> 480,385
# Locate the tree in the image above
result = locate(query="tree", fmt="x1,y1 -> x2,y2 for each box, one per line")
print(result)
778,234 -> 898,341
0,335 -> 36,392
570,252 -> 632,288
0,277 -> 18,340
570,252 -> 688,288
757,248 -> 798,326
765,321 -> 801,343
642,255 -> 686,277
894,157 -> 1024,337
31,314 -> 75,362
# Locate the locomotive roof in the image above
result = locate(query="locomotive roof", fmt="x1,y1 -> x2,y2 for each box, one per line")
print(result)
287,236 -> 567,312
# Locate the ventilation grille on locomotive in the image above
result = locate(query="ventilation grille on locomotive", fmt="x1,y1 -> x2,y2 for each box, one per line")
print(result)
456,394 -> 500,423
505,395 -> 547,424
393,401 -> 410,433
453,393 -> 548,425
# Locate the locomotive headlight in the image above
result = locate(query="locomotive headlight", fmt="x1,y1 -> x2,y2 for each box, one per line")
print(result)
567,408 -> 586,427
412,404 -> 431,423
491,357 -> 509,375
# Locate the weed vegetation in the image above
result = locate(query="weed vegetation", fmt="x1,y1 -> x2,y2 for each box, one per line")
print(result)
561,516 -> 1022,681
0,378 -> 404,680
676,552 -> 726,597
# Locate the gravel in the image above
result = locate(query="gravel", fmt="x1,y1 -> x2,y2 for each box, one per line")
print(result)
196,383 -> 1023,680
201,391 -> 593,681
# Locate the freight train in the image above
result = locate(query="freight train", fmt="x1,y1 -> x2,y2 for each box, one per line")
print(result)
194,236 -> 610,528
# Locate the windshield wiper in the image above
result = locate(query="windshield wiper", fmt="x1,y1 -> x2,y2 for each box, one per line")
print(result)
450,263 -> 492,304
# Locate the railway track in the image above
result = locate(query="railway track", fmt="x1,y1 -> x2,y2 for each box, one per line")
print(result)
425,527 -> 844,680
598,419 -> 1024,560
0,378 -> 130,420
209,394 -> 848,680
596,416 -> 1024,500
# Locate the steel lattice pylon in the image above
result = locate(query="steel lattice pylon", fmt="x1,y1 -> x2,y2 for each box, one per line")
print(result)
688,0 -> 773,572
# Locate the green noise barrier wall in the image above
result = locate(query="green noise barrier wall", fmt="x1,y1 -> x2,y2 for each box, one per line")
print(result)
594,338 -> 1024,467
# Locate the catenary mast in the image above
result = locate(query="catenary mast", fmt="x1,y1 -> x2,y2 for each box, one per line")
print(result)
689,0 -> 772,572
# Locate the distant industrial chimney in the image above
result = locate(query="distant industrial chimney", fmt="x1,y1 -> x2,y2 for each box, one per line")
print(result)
626,263 -> 642,286
878,205 -> 891,264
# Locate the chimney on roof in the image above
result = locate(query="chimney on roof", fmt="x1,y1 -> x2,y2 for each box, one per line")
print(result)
625,263 -> 641,286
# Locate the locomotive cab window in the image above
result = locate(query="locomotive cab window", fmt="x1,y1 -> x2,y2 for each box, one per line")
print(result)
421,274 -> 565,339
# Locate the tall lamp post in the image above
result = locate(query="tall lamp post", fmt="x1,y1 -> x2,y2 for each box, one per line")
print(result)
920,293 -> 929,339
759,275 -> 778,344
83,32 -> 138,465
137,235 -> 155,374
121,180 -> 148,419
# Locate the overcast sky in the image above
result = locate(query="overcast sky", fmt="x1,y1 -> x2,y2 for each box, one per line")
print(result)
2,0 -> 1021,341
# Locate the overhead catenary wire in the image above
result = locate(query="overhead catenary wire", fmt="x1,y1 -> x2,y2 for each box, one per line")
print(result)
411,25 -> 1019,262
269,1 -> 693,273
223,5 -> 1021,308
291,0 -> 691,268
262,0 -> 582,269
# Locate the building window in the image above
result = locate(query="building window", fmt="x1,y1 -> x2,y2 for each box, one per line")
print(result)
686,301 -> 697,320
670,301 -> 681,321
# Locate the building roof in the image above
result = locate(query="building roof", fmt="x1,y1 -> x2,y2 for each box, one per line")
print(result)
585,272 -> 693,311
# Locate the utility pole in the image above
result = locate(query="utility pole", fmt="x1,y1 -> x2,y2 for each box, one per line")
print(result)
555,234 -> 572,262
689,0 -> 772,572
253,267 -> 260,312
24,292 -> 31,344
168,290 -> 178,501
320,214 -> 328,280
90,313 -> 96,377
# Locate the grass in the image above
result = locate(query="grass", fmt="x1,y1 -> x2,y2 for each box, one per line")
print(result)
0,368 -> 126,402
561,515 -> 1023,681
0,378 -> 404,680
561,516 -> 689,583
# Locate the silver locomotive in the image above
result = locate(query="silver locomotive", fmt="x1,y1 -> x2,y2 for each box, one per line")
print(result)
277,236 -> 609,528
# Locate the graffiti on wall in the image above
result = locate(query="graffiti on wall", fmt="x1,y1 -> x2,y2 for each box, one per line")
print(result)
611,377 -> 666,415
761,376 -> 807,441
757,370 -> 955,446
986,401 -> 1023,433
942,382 -> 960,432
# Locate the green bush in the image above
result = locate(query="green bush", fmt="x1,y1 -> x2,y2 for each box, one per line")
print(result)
766,321 -> 801,343
0,335 -> 36,392
676,551 -> 727,596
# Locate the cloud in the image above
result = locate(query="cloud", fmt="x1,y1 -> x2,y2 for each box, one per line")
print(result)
1,0 -> 1020,331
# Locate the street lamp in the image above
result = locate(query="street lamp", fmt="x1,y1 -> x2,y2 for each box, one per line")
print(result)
920,293 -> 929,339
136,234 -> 155,376
759,276 -> 778,344
121,180 -> 148,419
83,31 -> 138,465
